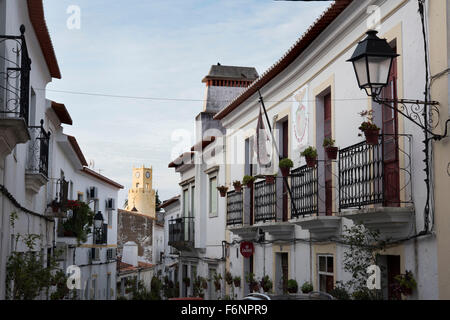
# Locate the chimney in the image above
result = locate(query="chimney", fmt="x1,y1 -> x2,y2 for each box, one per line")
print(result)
201,64 -> 258,113
122,241 -> 138,267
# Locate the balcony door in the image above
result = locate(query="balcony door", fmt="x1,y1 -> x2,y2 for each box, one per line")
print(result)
278,119 -> 289,221
324,94 -> 332,216
381,47 -> 400,207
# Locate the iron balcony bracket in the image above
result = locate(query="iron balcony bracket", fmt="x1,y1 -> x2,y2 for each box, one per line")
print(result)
373,97 -> 449,141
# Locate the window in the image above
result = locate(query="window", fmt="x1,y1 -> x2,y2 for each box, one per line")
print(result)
183,189 -> 189,217
209,177 -> 218,216
317,255 -> 334,294
77,192 -> 83,201
108,211 -> 112,227
191,186 -> 195,216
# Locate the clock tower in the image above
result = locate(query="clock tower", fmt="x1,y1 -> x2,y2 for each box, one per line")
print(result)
126,165 -> 156,218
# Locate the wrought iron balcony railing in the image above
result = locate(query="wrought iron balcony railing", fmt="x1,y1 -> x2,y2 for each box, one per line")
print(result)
0,25 -> 31,124
168,217 -> 195,248
226,190 -> 243,226
26,120 -> 50,178
291,165 -> 318,218
254,180 -> 276,223
339,134 -> 412,210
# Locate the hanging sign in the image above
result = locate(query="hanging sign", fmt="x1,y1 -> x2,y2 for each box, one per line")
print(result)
240,242 -> 254,258
292,85 -> 309,151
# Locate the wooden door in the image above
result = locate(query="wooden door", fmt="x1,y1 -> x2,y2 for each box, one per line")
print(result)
282,121 -> 289,221
381,51 -> 400,207
324,94 -> 333,216
387,255 -> 401,300
281,253 -> 289,294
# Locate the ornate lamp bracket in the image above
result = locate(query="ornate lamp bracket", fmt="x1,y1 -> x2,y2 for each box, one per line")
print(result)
373,97 -> 449,141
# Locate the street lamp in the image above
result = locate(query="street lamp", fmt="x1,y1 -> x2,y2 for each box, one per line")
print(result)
347,30 -> 399,97
94,211 -> 104,243
348,30 -> 448,141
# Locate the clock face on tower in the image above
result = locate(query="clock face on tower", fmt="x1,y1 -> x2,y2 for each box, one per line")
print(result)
135,172 -> 140,178
146,172 -> 151,179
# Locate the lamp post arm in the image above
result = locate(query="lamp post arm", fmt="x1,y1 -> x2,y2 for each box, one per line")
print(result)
372,97 -> 448,140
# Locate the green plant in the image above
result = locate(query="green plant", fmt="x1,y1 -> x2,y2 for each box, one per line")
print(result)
287,279 -> 298,293
301,146 -> 318,158
329,281 -> 351,300
242,175 -> 256,185
260,275 -> 273,293
183,277 -> 191,287
213,273 -> 222,292
245,273 -> 259,292
5,233 -> 69,300
301,281 -> 313,294
278,158 -> 294,168
323,137 -> 336,148
233,181 -> 242,188
225,271 -> 233,286
193,276 -> 206,298
217,185 -> 228,193
233,276 -> 241,287
358,110 -> 380,132
61,201 -> 94,245
393,270 -> 417,296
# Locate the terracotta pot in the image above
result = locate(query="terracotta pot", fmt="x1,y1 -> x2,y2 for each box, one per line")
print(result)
280,167 -> 290,177
363,129 -> 380,145
265,175 -> 275,184
246,181 -> 254,189
305,156 -> 317,168
63,230 -> 75,237
234,185 -> 242,193
233,279 -> 241,287
287,286 -> 298,294
325,146 -> 338,160
219,190 -> 227,197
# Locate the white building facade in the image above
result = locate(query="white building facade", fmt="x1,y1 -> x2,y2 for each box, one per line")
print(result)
214,0 -> 447,300
0,0 -> 123,300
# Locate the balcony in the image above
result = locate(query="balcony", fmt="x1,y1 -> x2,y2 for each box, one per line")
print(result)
168,217 -> 195,251
289,163 -> 341,240
0,26 -> 31,161
94,224 -> 108,245
25,120 -> 50,193
337,134 -> 414,239
226,178 -> 294,240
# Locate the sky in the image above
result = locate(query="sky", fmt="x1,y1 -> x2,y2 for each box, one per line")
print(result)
42,0 -> 331,208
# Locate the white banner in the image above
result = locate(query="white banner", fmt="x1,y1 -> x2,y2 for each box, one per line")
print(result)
292,85 -> 309,155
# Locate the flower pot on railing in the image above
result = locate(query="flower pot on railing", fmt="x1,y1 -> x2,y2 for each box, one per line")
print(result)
325,147 -> 338,160
217,186 -> 228,198
301,147 -> 318,168
363,128 -> 380,145
233,181 -> 242,193
243,176 -> 255,189
265,175 -> 276,184
233,277 -> 241,288
279,158 -> 294,177
305,156 -> 317,168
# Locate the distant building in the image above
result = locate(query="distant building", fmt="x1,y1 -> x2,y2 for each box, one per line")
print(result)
125,166 -> 156,218
118,166 -> 164,268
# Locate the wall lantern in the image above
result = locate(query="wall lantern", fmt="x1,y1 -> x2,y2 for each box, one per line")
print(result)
94,211 -> 104,243
348,30 -> 448,141
347,30 -> 399,97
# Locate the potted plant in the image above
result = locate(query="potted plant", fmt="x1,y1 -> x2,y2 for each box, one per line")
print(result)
61,201 -> 94,244
183,277 -> 191,287
243,175 -> 256,188
213,273 -> 222,292
233,276 -> 241,288
201,277 -> 208,290
301,147 -> 318,168
260,275 -> 273,293
279,158 -> 294,177
323,137 -> 338,160
287,279 -> 298,294
245,273 -> 260,293
265,174 -> 277,184
233,180 -> 243,193
217,185 -> 228,197
225,271 -> 233,286
301,281 -> 313,294
358,110 -> 380,145
393,270 -> 417,297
